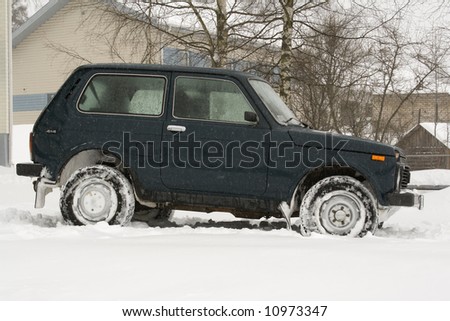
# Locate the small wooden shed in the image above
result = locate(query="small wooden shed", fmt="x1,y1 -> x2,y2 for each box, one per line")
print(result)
396,122 -> 450,170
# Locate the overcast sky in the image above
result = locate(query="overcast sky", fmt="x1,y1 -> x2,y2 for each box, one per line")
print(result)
26,0 -> 449,27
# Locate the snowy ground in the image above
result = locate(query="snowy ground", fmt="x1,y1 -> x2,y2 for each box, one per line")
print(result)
1,126 -> 450,300
1,165 -> 450,301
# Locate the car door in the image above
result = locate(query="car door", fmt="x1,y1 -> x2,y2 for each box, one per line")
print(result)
75,71 -> 169,194
161,74 -> 270,196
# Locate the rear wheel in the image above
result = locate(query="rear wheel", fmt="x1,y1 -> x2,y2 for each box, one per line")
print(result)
60,165 -> 135,226
299,176 -> 378,237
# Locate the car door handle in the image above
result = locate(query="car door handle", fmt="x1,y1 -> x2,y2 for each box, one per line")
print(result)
167,125 -> 186,133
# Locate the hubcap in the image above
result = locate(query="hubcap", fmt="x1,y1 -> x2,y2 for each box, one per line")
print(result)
73,178 -> 118,224
81,186 -> 109,218
320,191 -> 362,235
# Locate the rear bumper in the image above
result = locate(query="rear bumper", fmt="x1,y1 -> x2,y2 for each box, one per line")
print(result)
387,191 -> 424,210
16,163 -> 43,177
16,163 -> 57,208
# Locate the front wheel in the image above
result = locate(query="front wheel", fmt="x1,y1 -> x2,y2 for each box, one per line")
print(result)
60,165 -> 135,226
299,176 -> 378,237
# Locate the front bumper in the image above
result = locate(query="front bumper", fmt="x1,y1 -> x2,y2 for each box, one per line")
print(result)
387,191 -> 424,210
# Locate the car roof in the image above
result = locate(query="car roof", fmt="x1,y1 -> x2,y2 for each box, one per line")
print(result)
75,63 -> 264,80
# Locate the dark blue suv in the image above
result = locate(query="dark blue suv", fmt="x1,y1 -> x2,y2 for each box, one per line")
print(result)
16,64 -> 423,237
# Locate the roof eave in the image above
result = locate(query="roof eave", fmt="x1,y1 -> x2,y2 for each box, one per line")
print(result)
12,0 -> 71,49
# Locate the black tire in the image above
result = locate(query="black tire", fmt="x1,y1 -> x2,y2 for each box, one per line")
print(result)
299,176 -> 378,237
60,165 -> 135,226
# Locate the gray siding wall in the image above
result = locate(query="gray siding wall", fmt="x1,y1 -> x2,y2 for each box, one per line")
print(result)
0,133 -> 9,166
0,0 -> 11,165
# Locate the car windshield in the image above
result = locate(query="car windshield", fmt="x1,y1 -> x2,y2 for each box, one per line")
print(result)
249,79 -> 300,126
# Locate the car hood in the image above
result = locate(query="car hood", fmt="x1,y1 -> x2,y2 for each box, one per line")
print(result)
288,126 -> 396,157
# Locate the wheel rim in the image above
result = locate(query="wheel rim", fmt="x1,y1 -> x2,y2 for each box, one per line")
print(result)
319,191 -> 363,235
72,178 -> 118,224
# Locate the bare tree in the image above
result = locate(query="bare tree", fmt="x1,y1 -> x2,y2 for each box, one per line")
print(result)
369,21 -> 449,143
281,0 -> 450,143
289,10 -> 373,136
278,0 -> 295,103
251,0 -> 327,103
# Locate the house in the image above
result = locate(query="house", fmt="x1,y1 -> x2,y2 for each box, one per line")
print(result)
396,122 -> 450,170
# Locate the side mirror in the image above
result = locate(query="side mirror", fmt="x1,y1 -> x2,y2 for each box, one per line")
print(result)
244,111 -> 258,123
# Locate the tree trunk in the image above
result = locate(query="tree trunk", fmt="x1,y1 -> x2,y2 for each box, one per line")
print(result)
214,0 -> 228,67
279,0 -> 294,104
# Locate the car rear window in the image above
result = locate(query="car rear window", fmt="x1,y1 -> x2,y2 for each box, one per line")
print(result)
78,74 -> 166,116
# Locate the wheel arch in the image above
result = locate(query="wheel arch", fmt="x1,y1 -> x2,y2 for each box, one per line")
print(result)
58,149 -> 123,186
296,165 -> 378,203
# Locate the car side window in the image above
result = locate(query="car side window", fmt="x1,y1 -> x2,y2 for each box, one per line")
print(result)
173,76 -> 255,124
78,74 -> 165,116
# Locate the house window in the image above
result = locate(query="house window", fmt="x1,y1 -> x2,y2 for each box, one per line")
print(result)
163,48 -> 189,66
163,48 -> 210,67
189,52 -> 210,68
13,93 -> 55,112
